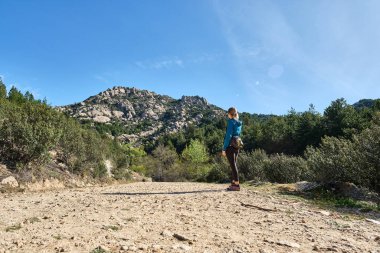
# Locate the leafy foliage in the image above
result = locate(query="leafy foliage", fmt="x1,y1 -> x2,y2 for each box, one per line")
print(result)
264,154 -> 308,184
237,149 -> 268,182
0,81 -> 134,180
1,78 -> 379,192
305,125 -> 380,192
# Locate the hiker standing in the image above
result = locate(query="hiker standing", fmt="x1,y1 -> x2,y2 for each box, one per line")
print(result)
222,107 -> 243,191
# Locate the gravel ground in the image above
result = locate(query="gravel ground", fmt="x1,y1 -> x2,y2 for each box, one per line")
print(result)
0,182 -> 379,253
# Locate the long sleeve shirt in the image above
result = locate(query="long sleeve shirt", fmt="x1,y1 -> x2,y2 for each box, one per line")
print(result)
223,118 -> 242,151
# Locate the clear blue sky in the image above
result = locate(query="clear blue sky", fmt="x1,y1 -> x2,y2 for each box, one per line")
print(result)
1,0 -> 379,115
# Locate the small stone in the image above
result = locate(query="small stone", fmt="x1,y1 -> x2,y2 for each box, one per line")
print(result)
276,240 -> 301,248
160,230 -> 173,237
55,247 -> 65,252
180,244 -> 192,251
138,245 -> 148,250
366,219 -> 380,225
319,211 -> 331,216
95,246 -> 109,252
128,246 -> 138,251
173,233 -> 190,241
152,245 -> 162,250
172,244 -> 191,251
259,249 -> 274,253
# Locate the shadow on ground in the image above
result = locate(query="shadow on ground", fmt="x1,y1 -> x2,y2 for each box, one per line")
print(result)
102,189 -> 225,196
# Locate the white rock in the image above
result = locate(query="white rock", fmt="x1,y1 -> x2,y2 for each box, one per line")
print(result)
172,244 -> 191,251
113,110 -> 124,118
161,230 -> 173,237
1,176 -> 19,188
366,219 -> 380,225
93,116 -> 111,123
319,211 -> 331,216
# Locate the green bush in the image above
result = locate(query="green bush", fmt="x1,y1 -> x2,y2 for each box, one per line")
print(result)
305,127 -> 380,193
265,153 -> 308,183
206,155 -> 230,183
352,126 -> 380,192
181,139 -> 210,181
58,118 -> 86,172
182,139 -> 209,163
93,162 -> 108,179
237,149 -> 268,182
305,136 -> 357,183
0,84 -> 131,180
0,100 -> 62,167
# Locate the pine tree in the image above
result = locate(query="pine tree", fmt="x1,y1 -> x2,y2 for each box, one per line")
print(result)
0,78 -> 7,99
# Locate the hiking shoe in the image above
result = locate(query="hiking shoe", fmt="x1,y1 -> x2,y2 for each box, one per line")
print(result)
226,184 -> 240,191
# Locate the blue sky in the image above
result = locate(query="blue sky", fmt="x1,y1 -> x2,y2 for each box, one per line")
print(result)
1,0 -> 379,115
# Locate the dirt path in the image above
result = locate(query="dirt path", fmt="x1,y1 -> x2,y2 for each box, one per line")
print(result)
0,182 -> 379,253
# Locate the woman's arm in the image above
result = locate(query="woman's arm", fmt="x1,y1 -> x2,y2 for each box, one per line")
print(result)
222,120 -> 233,151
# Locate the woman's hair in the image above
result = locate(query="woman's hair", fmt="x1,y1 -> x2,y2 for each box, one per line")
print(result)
228,107 -> 238,118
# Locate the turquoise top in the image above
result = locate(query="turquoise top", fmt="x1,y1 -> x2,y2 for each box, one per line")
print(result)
223,118 -> 242,151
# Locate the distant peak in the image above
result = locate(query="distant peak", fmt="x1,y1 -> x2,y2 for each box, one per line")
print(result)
180,95 -> 208,105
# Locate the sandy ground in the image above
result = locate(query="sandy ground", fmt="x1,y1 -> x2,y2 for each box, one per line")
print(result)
0,182 -> 379,253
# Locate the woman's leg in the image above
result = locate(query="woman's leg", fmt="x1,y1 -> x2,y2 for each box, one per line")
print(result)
226,146 -> 239,184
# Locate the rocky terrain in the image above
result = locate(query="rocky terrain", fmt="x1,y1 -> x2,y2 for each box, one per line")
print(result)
57,86 -> 225,144
1,182 -> 379,253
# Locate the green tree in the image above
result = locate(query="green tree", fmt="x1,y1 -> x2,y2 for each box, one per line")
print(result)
0,78 -> 7,99
24,91 -> 35,102
182,139 -> 208,163
0,101 -> 62,166
295,104 -> 323,153
181,139 -> 210,181
323,98 -> 363,138
8,86 -> 25,104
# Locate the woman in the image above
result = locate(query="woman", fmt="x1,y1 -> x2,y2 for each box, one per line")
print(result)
222,107 -> 243,191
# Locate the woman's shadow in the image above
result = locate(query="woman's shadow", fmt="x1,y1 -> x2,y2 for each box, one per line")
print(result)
102,189 -> 225,196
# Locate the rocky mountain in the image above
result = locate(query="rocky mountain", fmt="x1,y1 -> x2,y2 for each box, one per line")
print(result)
57,86 -> 226,144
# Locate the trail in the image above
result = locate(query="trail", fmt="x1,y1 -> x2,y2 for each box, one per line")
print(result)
0,182 -> 379,253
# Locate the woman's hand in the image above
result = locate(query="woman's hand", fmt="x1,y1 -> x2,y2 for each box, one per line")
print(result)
222,151 -> 226,157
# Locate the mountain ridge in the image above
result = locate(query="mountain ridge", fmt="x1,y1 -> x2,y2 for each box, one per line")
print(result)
58,86 -> 379,145
57,86 -> 226,144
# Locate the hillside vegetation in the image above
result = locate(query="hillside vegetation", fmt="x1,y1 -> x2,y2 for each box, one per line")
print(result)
0,80 -> 142,181
1,79 -> 380,194
151,98 -> 380,193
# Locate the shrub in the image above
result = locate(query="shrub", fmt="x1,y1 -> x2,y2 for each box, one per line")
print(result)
182,139 -> 209,163
305,136 -> 357,183
352,126 -> 380,192
150,144 -> 179,181
265,153 -> 308,183
206,155 -> 230,183
0,100 -> 62,167
0,87 -> 130,180
181,139 -> 210,181
237,149 -> 268,182
93,162 -> 108,179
